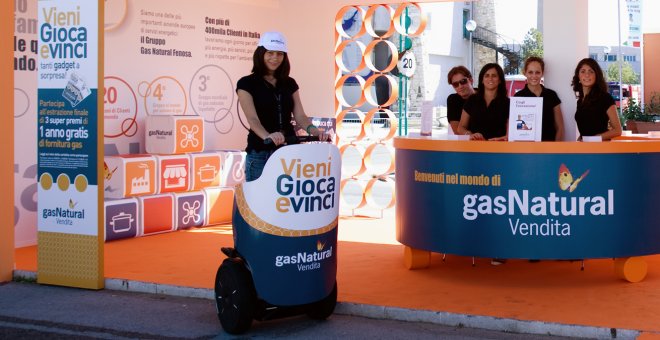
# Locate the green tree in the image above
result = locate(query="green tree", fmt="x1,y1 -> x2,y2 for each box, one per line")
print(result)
606,61 -> 640,84
521,28 -> 543,61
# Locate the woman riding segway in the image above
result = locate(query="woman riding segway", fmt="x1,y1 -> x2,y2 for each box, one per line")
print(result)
215,31 -> 338,334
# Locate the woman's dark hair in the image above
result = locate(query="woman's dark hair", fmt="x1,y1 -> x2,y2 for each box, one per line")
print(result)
571,58 -> 608,101
476,63 -> 507,99
251,46 -> 291,80
523,56 -> 545,73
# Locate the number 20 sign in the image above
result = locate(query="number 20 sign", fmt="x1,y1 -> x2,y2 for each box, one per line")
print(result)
397,50 -> 416,78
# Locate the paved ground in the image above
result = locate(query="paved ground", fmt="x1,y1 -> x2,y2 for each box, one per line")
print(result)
0,281 -> 587,339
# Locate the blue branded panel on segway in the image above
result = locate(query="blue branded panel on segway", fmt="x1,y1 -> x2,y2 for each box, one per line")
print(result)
231,143 -> 342,306
234,210 -> 337,306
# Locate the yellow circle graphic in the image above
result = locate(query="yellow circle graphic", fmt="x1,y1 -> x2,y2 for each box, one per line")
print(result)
57,174 -> 71,191
40,173 -> 53,190
74,175 -> 88,192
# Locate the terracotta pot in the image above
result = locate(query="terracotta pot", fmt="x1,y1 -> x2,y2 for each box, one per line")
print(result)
625,120 -> 660,134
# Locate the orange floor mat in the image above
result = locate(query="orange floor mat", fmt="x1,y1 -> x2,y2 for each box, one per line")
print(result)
15,215 -> 660,333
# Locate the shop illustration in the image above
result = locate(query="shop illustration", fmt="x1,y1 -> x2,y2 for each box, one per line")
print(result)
156,155 -> 190,193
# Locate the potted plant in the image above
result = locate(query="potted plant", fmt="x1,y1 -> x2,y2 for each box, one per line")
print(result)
620,93 -> 660,134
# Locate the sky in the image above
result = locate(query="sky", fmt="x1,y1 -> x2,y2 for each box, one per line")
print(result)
494,0 -> 660,45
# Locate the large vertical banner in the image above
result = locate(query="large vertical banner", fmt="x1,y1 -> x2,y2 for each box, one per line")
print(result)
37,0 -> 103,289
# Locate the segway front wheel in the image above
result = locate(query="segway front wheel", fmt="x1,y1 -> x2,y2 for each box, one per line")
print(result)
215,258 -> 256,334
306,282 -> 337,320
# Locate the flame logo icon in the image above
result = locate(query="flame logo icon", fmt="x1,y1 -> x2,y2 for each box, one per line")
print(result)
317,240 -> 325,251
558,164 -> 590,193
104,162 -> 118,180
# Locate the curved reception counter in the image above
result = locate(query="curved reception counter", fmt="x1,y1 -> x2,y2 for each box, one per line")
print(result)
394,137 -> 660,281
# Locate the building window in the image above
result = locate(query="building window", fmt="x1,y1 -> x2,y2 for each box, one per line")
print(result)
607,55 -> 617,62
589,53 -> 598,60
624,55 -> 636,62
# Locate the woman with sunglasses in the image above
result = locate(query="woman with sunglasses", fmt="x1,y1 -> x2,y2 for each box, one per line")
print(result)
446,66 -> 475,134
514,57 -> 565,141
571,58 -> 622,141
457,63 -> 509,141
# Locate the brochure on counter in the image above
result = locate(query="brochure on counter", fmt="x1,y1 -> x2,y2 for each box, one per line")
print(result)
508,97 -> 543,142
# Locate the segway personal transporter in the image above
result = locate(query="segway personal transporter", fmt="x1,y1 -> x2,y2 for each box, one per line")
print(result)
215,137 -> 341,334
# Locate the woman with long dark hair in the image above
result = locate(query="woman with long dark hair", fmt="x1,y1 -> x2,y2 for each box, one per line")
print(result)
457,63 -> 510,265
571,58 -> 622,141
236,31 -> 329,181
457,63 -> 509,141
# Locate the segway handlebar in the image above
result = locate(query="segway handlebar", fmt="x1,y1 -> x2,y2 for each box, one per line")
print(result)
264,135 -> 322,145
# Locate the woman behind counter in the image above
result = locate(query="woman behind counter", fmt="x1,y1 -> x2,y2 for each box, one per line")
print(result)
571,58 -> 622,141
446,66 -> 476,134
456,63 -> 509,266
236,31 -> 329,181
514,57 -> 565,141
457,63 -> 509,141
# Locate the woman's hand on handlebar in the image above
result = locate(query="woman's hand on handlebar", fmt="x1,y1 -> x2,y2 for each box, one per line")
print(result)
307,126 -> 331,142
265,131 -> 285,145
317,130 -> 331,142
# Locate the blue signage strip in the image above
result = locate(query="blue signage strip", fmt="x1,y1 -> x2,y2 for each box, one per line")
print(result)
395,149 -> 660,259
233,204 -> 337,306
37,88 -> 98,184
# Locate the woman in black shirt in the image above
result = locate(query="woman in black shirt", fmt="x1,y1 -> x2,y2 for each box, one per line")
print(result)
571,58 -> 622,141
514,57 -> 565,141
457,63 -> 510,266
237,31 -> 328,181
457,63 -> 509,141
446,66 -> 475,134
